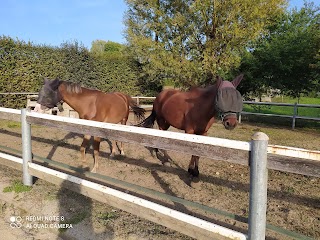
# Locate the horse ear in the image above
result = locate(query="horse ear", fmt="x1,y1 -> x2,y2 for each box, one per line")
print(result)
232,74 -> 244,88
51,78 -> 61,89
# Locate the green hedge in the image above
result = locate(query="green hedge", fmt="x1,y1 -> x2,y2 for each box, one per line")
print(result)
0,36 -> 144,108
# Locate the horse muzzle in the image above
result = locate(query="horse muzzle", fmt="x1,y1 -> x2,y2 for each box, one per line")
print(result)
32,103 -> 48,113
221,112 -> 238,130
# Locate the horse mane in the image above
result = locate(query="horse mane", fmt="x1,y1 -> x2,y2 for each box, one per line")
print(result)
63,81 -> 83,94
189,84 -> 217,95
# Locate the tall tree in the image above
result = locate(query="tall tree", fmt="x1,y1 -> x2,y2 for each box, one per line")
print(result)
239,2 -> 320,99
124,0 -> 286,87
90,40 -> 144,95
91,40 -> 124,56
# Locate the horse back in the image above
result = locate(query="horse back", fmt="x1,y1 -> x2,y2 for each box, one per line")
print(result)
154,87 -> 217,132
88,91 -> 129,123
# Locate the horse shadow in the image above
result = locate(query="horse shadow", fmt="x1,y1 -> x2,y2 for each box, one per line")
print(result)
57,178 -> 114,239
45,132 -> 121,171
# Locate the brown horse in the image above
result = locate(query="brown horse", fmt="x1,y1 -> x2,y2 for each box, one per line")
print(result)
34,78 -> 145,172
137,74 -> 244,178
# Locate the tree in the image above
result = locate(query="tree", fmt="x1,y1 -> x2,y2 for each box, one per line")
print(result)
91,40 -> 124,56
124,0 -> 287,87
90,40 -> 144,95
239,2 -> 320,99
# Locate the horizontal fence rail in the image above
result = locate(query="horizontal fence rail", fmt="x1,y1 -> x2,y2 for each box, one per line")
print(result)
0,92 -> 38,95
240,101 -> 320,129
27,111 -> 320,178
0,107 -> 21,122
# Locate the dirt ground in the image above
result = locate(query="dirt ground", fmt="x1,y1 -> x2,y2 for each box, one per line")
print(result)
0,115 -> 319,240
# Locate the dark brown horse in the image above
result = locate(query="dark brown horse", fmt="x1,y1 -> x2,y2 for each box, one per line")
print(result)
137,74 -> 244,178
34,78 -> 145,172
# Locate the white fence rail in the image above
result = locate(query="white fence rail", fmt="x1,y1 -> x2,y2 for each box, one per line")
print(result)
0,107 -> 320,239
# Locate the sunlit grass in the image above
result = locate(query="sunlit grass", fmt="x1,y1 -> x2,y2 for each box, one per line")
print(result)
244,97 -> 320,118
3,180 -> 32,193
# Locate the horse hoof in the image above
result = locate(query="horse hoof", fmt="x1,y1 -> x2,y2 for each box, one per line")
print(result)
91,168 -> 97,173
190,177 -> 201,189
81,163 -> 89,169
188,167 -> 199,177
162,161 -> 171,167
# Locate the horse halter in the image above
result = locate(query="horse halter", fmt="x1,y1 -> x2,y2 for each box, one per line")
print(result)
219,112 -> 237,121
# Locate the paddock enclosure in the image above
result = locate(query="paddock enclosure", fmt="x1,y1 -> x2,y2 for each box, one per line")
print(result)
0,107 -> 319,239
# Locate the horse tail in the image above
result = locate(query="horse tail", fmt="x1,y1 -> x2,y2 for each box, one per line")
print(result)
135,109 -> 156,128
125,95 -> 146,121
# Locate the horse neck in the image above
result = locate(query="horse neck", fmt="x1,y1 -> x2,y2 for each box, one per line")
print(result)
201,85 -> 218,99
198,85 -> 219,115
190,85 -> 217,118
58,83 -> 85,113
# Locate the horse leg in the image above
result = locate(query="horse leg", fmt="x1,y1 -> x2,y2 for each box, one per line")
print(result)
91,136 -> 101,173
80,135 -> 91,167
118,118 -> 127,155
185,127 -> 201,177
110,140 -> 117,158
188,155 -> 200,177
155,118 -> 171,164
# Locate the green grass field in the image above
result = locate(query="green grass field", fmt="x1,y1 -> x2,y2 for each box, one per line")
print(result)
243,96 -> 320,118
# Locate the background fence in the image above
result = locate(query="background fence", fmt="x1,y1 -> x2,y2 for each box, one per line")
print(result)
133,96 -> 320,129
1,93 -> 319,129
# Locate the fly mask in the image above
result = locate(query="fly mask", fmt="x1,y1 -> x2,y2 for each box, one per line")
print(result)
37,78 -> 63,111
215,80 -> 243,121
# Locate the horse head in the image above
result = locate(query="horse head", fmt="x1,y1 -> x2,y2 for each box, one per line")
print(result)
34,78 -> 63,113
215,74 -> 244,130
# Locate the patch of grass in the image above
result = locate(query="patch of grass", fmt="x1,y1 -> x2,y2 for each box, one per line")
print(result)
97,211 -> 118,221
59,211 -> 88,233
244,96 -> 320,119
7,122 -> 21,128
3,180 -> 32,193
285,187 -> 295,194
273,96 -> 320,105
0,120 -> 21,128
44,191 -> 58,201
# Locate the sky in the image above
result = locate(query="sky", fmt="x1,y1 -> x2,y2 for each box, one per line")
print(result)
0,0 -> 307,50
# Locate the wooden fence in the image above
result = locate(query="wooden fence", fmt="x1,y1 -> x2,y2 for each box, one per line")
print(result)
133,96 -> 320,129
0,107 -> 320,239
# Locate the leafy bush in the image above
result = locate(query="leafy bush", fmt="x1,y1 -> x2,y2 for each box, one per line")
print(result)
0,36 -> 143,108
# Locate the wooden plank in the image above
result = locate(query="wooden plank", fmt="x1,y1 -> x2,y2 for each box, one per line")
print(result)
0,107 -> 21,122
268,145 -> 320,162
26,113 -> 250,166
0,152 -> 23,171
26,112 -> 320,177
268,154 -> 320,177
28,162 -> 247,240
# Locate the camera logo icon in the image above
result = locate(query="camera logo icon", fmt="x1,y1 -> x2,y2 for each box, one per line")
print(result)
10,216 -> 22,228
